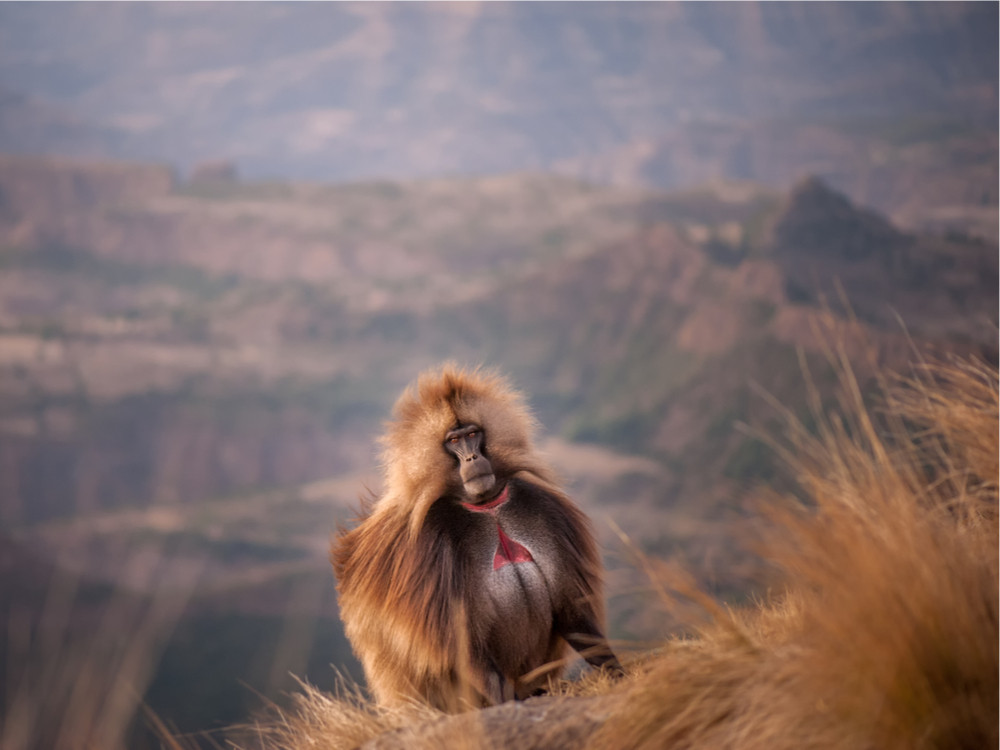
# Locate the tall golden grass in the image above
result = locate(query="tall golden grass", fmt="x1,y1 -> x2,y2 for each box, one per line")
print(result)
591,353 -> 998,750
0,549 -> 200,750
243,353 -> 998,749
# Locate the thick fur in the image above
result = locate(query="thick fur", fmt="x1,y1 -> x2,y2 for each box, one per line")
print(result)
331,364 -> 609,709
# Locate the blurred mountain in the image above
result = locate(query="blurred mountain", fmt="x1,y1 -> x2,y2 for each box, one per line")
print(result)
0,3 -> 995,237
558,113 -> 999,240
0,152 -> 993,530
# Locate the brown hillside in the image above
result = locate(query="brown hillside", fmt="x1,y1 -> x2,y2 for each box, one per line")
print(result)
766,176 -> 998,345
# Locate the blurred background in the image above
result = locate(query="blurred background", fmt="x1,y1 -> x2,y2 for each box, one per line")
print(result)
0,3 -> 995,748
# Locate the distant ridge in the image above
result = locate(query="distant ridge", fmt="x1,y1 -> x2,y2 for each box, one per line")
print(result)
770,175 -> 909,262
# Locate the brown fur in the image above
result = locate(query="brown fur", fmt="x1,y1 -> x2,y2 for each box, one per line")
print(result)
331,364 -> 608,709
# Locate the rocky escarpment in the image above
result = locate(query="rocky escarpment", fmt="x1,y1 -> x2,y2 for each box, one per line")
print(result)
0,153 -> 175,247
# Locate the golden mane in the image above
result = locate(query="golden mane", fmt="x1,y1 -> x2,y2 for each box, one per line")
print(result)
377,363 -> 556,538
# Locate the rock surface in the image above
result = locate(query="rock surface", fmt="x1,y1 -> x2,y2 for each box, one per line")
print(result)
364,695 -> 624,750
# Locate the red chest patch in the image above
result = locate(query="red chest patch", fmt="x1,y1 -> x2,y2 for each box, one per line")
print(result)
493,524 -> 534,570
460,485 -> 534,570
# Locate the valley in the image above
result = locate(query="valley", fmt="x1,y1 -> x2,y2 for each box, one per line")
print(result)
0,154 -> 994,743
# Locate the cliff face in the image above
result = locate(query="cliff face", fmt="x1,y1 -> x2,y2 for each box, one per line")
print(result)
0,155 -> 350,279
0,398 -> 367,524
0,157 -> 994,532
766,176 -> 999,342
0,154 -> 175,246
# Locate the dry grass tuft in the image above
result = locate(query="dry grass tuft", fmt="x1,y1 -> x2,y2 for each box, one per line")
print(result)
246,354 -> 998,749
594,353 -> 998,750
234,678 -> 442,750
1,546 -> 202,750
